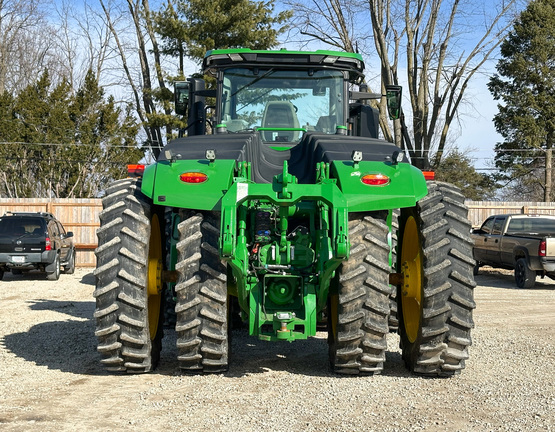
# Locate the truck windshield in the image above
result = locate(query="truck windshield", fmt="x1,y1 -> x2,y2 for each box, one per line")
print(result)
220,68 -> 344,142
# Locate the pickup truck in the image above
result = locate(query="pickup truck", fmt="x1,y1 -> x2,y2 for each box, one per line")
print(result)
472,214 -> 555,288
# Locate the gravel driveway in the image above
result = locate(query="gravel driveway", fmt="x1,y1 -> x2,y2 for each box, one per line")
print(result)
0,267 -> 553,431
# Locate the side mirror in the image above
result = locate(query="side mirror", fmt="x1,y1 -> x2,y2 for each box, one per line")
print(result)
385,85 -> 402,120
174,81 -> 190,116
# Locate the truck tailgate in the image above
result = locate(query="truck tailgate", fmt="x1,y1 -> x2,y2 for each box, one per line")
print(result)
545,237 -> 555,257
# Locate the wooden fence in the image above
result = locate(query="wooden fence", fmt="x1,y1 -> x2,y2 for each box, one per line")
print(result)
466,201 -> 555,228
2,198 -> 555,267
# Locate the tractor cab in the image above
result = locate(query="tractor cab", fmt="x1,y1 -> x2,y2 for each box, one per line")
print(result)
175,49 -> 399,142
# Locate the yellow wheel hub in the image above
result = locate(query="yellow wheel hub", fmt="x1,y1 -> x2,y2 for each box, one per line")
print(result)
147,213 -> 163,340
400,215 -> 422,343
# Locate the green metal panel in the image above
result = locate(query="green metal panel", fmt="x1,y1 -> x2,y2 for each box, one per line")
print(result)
147,160 -> 236,210
140,164 -> 157,199
331,161 -> 428,212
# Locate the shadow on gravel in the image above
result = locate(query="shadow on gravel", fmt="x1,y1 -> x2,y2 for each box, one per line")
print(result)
215,330 -> 411,379
80,272 -> 95,286
2,319 -> 103,375
2,311 -> 411,379
1,270 -> 50,281
475,268 -> 555,290
28,299 -> 94,320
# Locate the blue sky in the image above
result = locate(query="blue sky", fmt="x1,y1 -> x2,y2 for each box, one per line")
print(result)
452,74 -> 499,172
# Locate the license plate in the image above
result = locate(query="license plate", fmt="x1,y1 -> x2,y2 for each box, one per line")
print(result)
11,256 -> 25,263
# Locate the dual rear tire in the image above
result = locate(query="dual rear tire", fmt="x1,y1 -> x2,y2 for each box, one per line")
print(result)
396,181 -> 476,376
93,178 -> 164,373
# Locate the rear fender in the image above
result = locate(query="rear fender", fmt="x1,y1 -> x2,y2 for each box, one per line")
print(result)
141,160 -> 236,210
331,160 -> 428,212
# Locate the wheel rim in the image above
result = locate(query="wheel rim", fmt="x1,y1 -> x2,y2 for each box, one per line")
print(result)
400,215 -> 422,343
147,213 -> 163,340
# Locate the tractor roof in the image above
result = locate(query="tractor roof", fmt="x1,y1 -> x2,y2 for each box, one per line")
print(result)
203,48 -> 365,76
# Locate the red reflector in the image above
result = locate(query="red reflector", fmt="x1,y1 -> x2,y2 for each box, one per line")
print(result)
45,237 -> 51,251
422,171 -> 435,180
539,240 -> 546,257
128,164 -> 145,177
180,172 -> 208,183
361,173 -> 390,186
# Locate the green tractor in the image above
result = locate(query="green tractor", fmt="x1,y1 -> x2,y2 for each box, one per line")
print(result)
93,49 -> 475,376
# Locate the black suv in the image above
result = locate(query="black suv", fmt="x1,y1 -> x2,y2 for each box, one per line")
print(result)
0,212 -> 75,280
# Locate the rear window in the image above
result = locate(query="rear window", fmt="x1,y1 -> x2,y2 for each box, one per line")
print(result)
0,217 -> 46,236
506,218 -> 555,234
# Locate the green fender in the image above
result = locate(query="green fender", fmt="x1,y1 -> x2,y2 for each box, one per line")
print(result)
331,160 -> 428,212
141,160 -> 237,210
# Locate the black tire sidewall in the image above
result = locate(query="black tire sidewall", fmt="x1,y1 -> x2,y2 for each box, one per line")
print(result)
47,255 -> 60,281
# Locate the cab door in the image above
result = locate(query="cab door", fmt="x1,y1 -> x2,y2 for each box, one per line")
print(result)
473,217 -> 495,262
488,216 -> 506,263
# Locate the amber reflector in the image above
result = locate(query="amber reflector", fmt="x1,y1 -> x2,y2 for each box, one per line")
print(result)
180,172 -> 208,183
361,173 -> 390,186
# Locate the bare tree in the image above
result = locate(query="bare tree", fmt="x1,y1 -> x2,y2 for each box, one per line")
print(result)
51,1 -> 117,91
290,0 -> 523,169
97,0 -> 174,159
0,0 -> 66,93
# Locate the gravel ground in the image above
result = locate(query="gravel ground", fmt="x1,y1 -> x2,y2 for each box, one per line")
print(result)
0,267 -> 554,432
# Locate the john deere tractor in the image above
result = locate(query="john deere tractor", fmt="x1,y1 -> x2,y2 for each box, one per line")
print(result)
93,49 -> 476,376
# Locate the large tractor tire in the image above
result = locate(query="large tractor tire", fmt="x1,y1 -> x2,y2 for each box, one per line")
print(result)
175,211 -> 229,373
396,181 -> 476,376
388,209 -> 399,333
328,212 -> 391,375
93,178 -> 165,373
163,209 -> 178,327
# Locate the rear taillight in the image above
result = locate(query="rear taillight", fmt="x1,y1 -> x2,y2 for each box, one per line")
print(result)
45,237 -> 52,251
361,173 -> 390,186
539,240 -> 546,257
180,172 -> 208,183
422,171 -> 435,180
128,164 -> 145,177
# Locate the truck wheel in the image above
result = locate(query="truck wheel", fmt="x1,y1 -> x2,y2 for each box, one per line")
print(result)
328,212 -> 391,375
93,178 -> 165,373
65,249 -> 76,274
175,211 -> 229,373
46,255 -> 60,281
397,181 -> 476,376
515,258 -> 535,289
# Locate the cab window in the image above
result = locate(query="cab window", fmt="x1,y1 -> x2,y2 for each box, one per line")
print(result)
492,217 -> 506,235
480,217 -> 495,234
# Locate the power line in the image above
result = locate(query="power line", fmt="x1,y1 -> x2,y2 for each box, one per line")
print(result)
0,141 -> 143,149
0,156 -> 137,165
